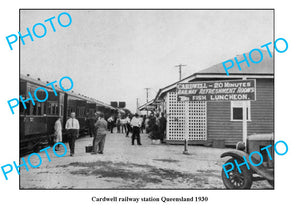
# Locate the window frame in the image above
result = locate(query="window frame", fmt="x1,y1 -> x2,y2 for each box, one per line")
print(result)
230,101 -> 251,121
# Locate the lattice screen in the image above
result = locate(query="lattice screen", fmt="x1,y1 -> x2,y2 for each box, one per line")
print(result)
166,91 -> 207,141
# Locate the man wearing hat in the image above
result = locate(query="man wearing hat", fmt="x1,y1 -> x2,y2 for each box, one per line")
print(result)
92,111 -> 108,154
130,113 -> 142,145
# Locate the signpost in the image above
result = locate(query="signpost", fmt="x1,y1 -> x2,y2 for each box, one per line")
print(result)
177,79 -> 256,154
183,101 -> 189,154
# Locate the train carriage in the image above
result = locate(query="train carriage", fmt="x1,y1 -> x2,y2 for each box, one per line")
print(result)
20,74 -> 118,155
20,75 -> 64,154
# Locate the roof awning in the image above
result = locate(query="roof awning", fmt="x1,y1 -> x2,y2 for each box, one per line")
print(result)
138,99 -> 157,111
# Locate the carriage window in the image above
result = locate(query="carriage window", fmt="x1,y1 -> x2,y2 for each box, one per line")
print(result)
20,104 -> 25,115
67,107 -> 75,116
231,101 -> 251,121
37,103 -> 42,115
89,108 -> 95,116
56,105 -> 59,115
76,106 -> 86,117
20,102 -> 31,115
24,102 -> 31,115
46,103 -> 58,115
32,104 -> 37,115
51,104 -> 55,115
41,103 -> 45,115
47,104 -> 51,114
60,105 -> 64,116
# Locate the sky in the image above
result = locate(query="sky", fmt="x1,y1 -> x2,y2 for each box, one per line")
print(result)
20,9 -> 273,112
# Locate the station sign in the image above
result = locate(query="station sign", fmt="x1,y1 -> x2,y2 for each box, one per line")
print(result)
145,105 -> 156,110
177,79 -> 256,102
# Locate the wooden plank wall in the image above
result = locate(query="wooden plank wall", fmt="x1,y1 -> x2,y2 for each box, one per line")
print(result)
207,78 -> 274,147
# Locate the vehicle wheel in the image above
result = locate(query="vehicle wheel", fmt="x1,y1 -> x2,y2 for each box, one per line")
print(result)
267,180 -> 274,187
222,158 -> 253,189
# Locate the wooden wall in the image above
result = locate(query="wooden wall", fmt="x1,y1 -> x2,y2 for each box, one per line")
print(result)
207,78 -> 274,147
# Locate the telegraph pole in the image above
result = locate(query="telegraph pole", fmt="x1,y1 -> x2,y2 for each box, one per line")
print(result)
175,64 -> 187,80
175,64 -> 188,154
145,88 -> 150,116
136,98 -> 139,113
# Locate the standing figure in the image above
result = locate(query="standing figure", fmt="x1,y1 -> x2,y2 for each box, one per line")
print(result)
159,112 -> 167,143
152,113 -> 161,140
116,117 -> 121,133
92,112 -> 108,154
130,113 -> 142,145
107,115 -> 114,133
120,117 -> 127,133
54,116 -> 63,151
125,114 -> 132,137
65,112 -> 80,156
88,113 -> 96,137
139,115 -> 144,133
147,113 -> 156,138
141,115 -> 146,133
145,116 -> 150,133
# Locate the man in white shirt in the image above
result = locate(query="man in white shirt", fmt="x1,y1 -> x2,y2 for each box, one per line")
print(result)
107,116 -> 115,133
130,113 -> 142,145
65,112 -> 80,156
120,117 -> 127,134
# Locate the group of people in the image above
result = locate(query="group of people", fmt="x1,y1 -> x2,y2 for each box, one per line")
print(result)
52,111 -> 167,157
107,113 -> 142,145
107,112 -> 167,144
53,111 -> 107,156
89,112 -> 144,152
145,112 -> 167,142
107,114 -> 136,134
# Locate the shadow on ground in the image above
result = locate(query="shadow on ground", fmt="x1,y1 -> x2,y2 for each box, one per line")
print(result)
57,160 -> 220,189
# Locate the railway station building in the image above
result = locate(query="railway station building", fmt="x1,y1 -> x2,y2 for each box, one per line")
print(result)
150,50 -> 274,147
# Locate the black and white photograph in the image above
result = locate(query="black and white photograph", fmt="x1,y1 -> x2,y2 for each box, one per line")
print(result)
18,9 -> 274,190
1,0 -> 300,217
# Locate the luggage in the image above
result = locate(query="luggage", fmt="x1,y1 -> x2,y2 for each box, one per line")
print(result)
85,145 -> 93,153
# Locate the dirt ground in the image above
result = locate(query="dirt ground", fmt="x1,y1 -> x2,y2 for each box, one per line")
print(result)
20,133 -> 272,189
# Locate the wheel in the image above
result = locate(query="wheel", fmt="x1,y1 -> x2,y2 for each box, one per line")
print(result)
222,158 -> 253,189
267,180 -> 274,187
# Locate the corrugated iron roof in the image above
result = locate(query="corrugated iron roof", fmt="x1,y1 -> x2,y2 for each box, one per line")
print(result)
198,49 -> 274,75
154,49 -> 274,102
